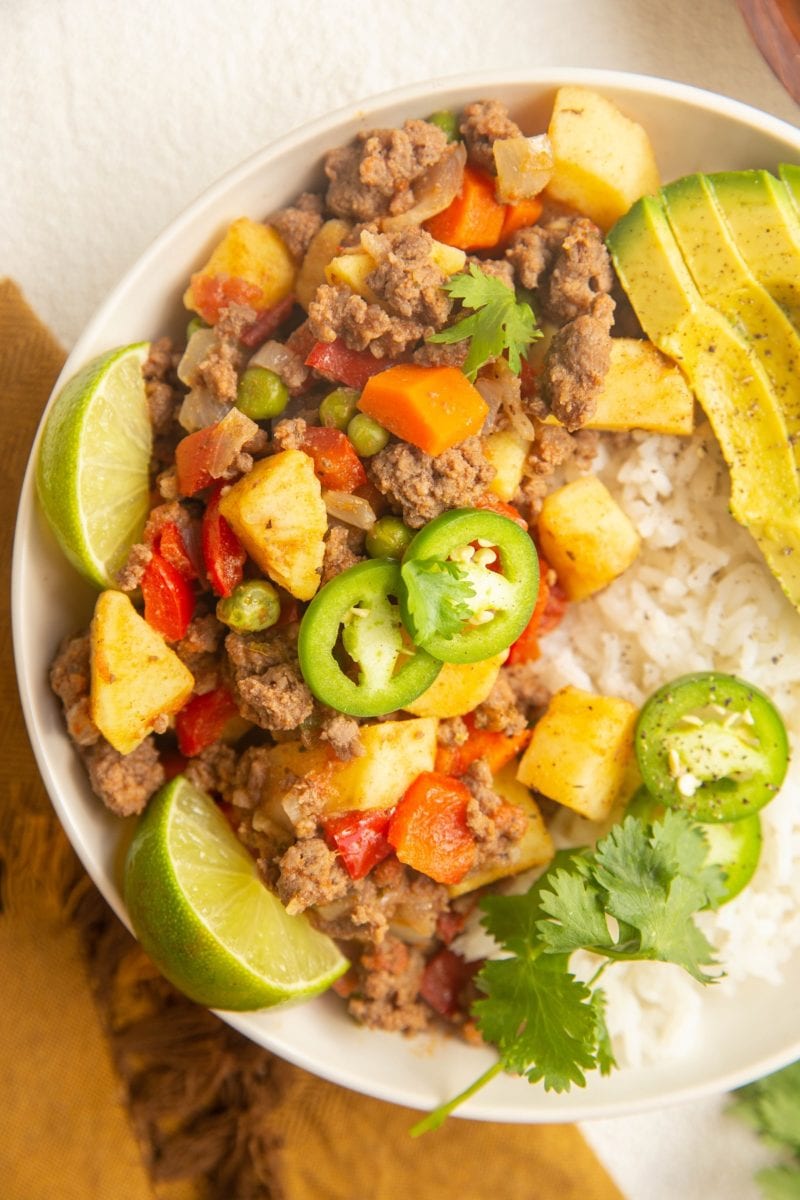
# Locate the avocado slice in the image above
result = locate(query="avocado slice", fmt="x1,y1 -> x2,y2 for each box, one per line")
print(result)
607,195 -> 800,608
708,170 -> 800,333
660,173 -> 800,460
779,164 -> 800,220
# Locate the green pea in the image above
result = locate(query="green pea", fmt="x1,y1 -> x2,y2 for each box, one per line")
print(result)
365,516 -> 414,561
216,580 -> 281,632
347,413 -> 390,457
186,315 -> 208,339
236,366 -> 289,420
319,387 -> 360,430
427,109 -> 459,142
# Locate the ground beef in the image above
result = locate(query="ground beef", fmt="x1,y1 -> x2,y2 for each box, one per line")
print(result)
176,612 -> 226,695
463,758 -> 528,870
320,523 -> 363,587
155,466 -> 179,501
308,284 -> 424,358
541,293 -> 615,429
142,337 -> 182,438
467,254 -> 515,289
279,772 -> 331,838
411,338 -> 469,369
276,836 -> 351,914
472,673 -> 528,736
369,436 -> 495,529
271,416 -> 307,451
319,710 -> 364,761
500,662 -> 550,720
49,632 -> 100,748
347,935 -> 430,1033
363,227 -> 452,328
270,192 -> 324,261
235,664 -> 314,732
114,542 -> 152,592
437,716 -> 470,747
84,738 -> 165,817
459,99 -> 523,174
183,742 -> 238,796
542,217 -> 614,326
196,306 -> 253,404
324,119 -> 449,223
505,212 -> 581,291
313,856 -> 448,947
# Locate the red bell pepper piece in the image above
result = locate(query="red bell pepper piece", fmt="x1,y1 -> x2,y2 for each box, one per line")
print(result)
474,493 -> 528,530
387,772 -> 476,885
299,426 -> 368,492
506,553 -> 568,665
420,948 -> 480,1018
175,425 -> 220,497
202,484 -> 247,597
434,715 -> 531,777
156,520 -> 200,581
322,807 -> 395,880
305,339 -> 392,390
175,686 -> 240,757
239,295 -> 296,348
141,550 -> 195,642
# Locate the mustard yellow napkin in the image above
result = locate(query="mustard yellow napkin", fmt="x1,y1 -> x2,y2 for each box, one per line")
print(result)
0,279 -> 624,1200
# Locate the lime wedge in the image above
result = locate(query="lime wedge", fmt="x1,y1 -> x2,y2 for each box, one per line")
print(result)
36,342 -> 153,588
123,776 -> 347,1010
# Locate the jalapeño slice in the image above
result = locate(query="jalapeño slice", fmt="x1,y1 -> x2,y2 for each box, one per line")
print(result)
298,559 -> 441,717
399,508 -> 539,664
634,672 -> 788,822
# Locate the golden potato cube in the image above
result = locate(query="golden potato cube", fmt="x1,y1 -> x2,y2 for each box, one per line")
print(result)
183,217 -> 296,318
429,239 -> 467,276
90,591 -> 195,756
517,686 -> 638,821
538,475 -> 641,601
328,718 -> 439,813
545,86 -> 660,230
448,763 -> 555,897
295,218 -> 353,310
403,653 -> 507,718
218,450 -> 327,601
325,249 -> 380,302
483,429 -> 532,501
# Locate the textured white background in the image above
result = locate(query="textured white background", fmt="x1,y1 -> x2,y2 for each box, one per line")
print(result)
3,1 -> 798,1196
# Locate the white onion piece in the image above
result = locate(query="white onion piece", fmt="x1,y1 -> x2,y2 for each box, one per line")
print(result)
476,364 -> 536,440
207,408 -> 260,478
493,134 -> 554,203
323,490 -> 377,531
381,142 -> 467,231
178,386 -> 231,432
249,338 -> 305,383
177,328 -> 217,387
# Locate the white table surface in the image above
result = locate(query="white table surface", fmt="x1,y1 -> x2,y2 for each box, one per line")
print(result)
3,2 -> 797,1197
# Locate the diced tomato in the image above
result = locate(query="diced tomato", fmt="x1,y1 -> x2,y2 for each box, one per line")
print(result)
239,295 -> 296,348
322,808 -> 395,880
156,520 -> 199,581
305,339 -> 392,390
436,909 -> 468,946
299,426 -> 368,492
190,274 -> 264,325
202,484 -> 247,597
175,426 -> 220,497
506,553 -> 568,665
141,550 -> 195,642
387,772 -> 476,886
474,493 -> 528,530
420,948 -> 481,1018
434,715 -> 531,777
175,686 -> 240,757
539,574 -> 569,635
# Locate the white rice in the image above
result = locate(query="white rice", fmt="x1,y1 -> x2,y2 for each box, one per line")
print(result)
455,422 -> 800,1068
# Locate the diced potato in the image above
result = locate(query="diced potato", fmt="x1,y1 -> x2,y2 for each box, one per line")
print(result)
183,217 -> 296,321
544,339 -> 695,435
403,653 -> 507,718
448,763 -> 555,897
545,86 -> 660,230
218,450 -> 327,601
483,429 -> 531,501
90,591 -> 195,756
295,218 -> 352,310
516,686 -> 638,821
537,475 -> 641,601
329,718 -> 439,813
429,239 -> 467,276
493,134 -> 554,203
325,249 -> 380,302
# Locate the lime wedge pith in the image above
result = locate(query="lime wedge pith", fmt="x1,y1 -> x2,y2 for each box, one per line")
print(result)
123,776 -> 347,1011
36,342 -> 153,589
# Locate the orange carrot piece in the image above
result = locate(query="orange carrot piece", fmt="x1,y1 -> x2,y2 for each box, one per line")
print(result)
424,166 -> 507,250
434,718 -> 531,778
357,364 -> 488,457
387,772 -> 476,885
499,195 -> 543,244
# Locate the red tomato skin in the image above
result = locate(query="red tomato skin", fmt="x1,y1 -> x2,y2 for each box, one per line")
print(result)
322,808 -> 395,880
175,686 -> 240,757
305,339 -> 393,390
202,485 -> 246,597
299,426 -> 368,492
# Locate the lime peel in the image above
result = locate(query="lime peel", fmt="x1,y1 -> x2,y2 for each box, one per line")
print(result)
123,776 -> 347,1010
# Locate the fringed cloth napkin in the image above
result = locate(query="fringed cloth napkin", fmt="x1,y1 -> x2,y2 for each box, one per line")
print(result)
0,279 -> 624,1200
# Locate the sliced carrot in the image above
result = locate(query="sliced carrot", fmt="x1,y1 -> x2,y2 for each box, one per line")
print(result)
357,364 -> 488,457
387,772 -> 476,885
499,195 -> 544,244
435,718 -> 532,778
424,166 -> 507,251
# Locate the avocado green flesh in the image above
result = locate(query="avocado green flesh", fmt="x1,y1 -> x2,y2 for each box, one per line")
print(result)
607,195 -> 800,609
661,174 -> 800,459
779,164 -> 800,219
709,171 -> 800,333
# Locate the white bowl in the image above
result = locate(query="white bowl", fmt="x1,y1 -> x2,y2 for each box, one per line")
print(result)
13,68 -> 800,1123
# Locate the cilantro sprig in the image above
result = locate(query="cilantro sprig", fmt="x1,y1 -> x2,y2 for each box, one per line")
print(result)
427,264 -> 541,380
400,557 -> 476,645
729,1061 -> 800,1198
412,812 -> 724,1135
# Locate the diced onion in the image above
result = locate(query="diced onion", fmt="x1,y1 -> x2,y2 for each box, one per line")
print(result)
178,387 -> 231,432
323,490 -> 377,531
381,142 -> 467,231
206,408 -> 260,478
177,328 -> 217,387
249,338 -> 305,384
476,363 -> 536,440
493,134 -> 554,203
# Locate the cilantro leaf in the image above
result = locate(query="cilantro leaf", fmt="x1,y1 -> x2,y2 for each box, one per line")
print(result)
729,1062 -> 800,1198
399,557 -> 475,645
427,264 -> 541,380
756,1168 -> 800,1200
